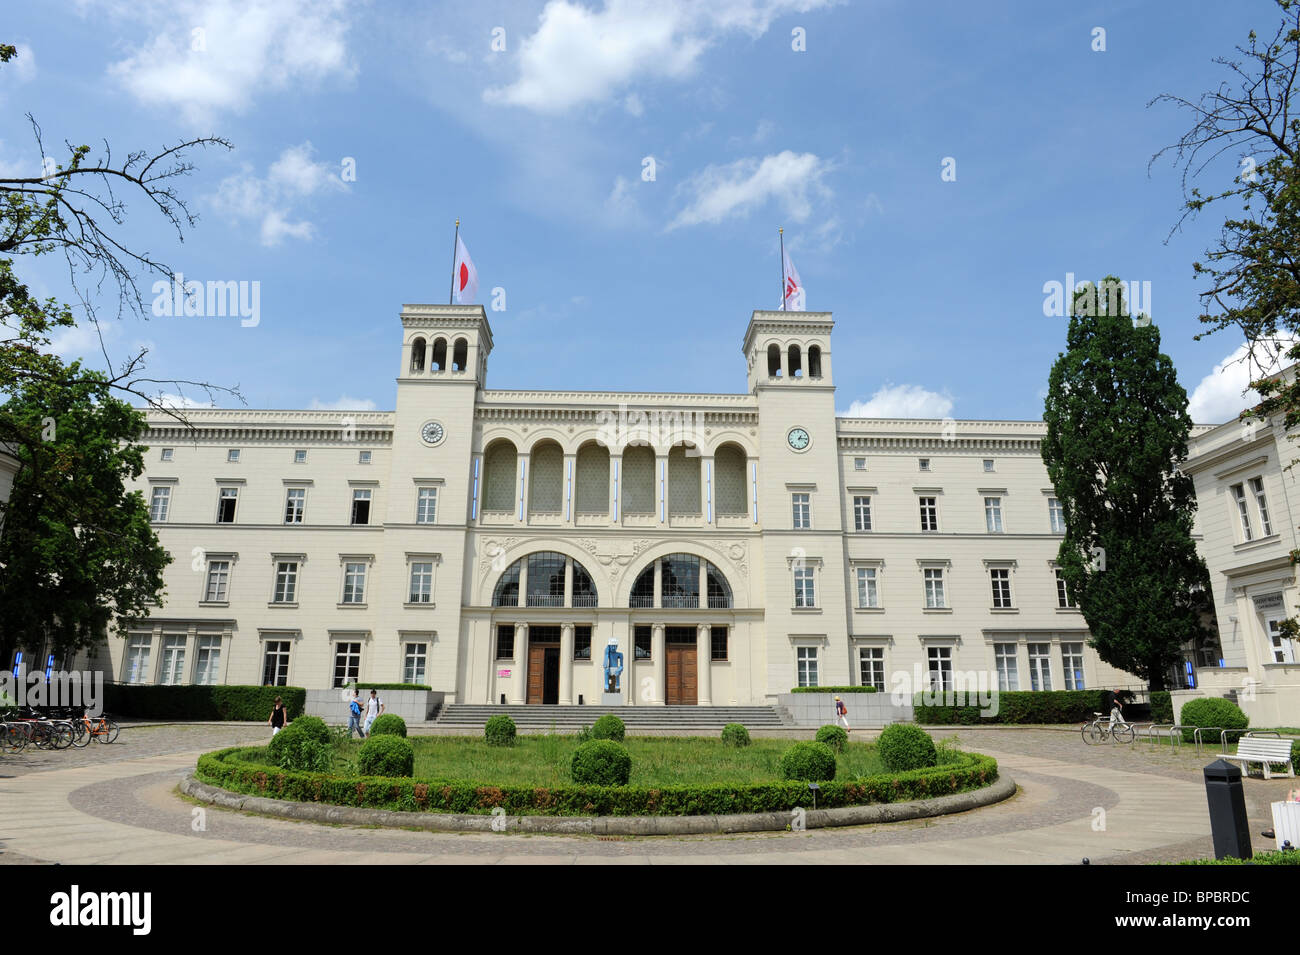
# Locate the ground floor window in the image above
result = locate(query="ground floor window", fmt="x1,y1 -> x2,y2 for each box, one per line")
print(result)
403,642 -> 427,685
797,646 -> 819,687
1028,643 -> 1053,691
858,647 -> 884,690
263,641 -> 291,686
927,646 -> 953,692
1268,617 -> 1297,663
195,636 -> 222,686
634,625 -> 652,660
994,643 -> 1019,691
1062,642 -> 1085,689
711,626 -> 728,661
496,625 -> 515,660
575,625 -> 592,660
159,634 -> 186,686
333,642 -> 361,687
125,633 -> 152,684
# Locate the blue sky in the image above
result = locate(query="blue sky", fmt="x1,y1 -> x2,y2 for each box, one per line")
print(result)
0,0 -> 1282,422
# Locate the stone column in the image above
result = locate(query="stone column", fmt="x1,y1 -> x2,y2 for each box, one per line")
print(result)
559,623 -> 574,705
653,558 -> 662,608
657,453 -> 667,523
516,451 -> 529,524
563,558 -> 574,607
511,623 -> 528,705
563,453 -> 576,525
609,454 -> 621,525
696,624 -> 713,706
652,624 -> 666,705
701,455 -> 714,524
471,452 -> 483,523
697,559 -> 707,610
517,558 -> 528,608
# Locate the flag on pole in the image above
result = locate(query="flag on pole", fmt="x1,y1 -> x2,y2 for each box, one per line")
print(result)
782,249 -> 805,311
452,233 -> 479,305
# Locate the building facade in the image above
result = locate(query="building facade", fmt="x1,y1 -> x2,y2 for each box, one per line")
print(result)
105,304 -> 1135,705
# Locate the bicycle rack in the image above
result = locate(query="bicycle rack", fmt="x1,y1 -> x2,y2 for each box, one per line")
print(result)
1193,726 -> 1225,755
1145,723 -> 1174,747
1166,724 -> 1189,748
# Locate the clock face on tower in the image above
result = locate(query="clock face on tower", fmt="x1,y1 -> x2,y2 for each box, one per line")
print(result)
787,427 -> 810,451
421,421 -> 445,446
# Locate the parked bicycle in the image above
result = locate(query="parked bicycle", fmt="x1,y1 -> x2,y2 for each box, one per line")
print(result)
1080,711 -> 1136,744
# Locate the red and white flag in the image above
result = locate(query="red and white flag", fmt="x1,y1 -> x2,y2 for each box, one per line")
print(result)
453,233 -> 479,305
782,249 -> 805,311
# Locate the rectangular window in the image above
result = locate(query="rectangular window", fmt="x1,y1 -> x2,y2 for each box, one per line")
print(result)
124,633 -> 152,684
989,568 -> 1012,608
994,643 -> 1019,691
284,487 -> 305,524
575,625 -> 592,660
262,640 -> 290,686
794,565 -> 816,608
149,486 -> 171,523
859,647 -> 885,690
983,459 -> 994,472
919,496 -> 938,532
216,486 -> 238,523
227,449 -> 240,463
919,458 -> 930,471
1250,477 -> 1273,536
403,643 -> 427,685
853,495 -> 872,531
1055,568 -> 1076,608
927,646 -> 953,692
923,568 -> 946,608
159,634 -> 186,686
194,636 -> 221,686
1062,642 -> 1085,690
856,567 -> 879,608
272,561 -> 298,603
332,642 -> 360,688
351,489 -> 372,525
984,496 -> 1003,533
160,448 -> 174,462
791,492 -> 811,529
416,487 -> 438,524
797,646 -> 819,688
634,625 -> 652,660
204,560 -> 230,602
294,449 -> 307,464
1268,618 -> 1297,663
408,562 -> 434,603
1048,497 -> 1065,534
496,624 -> 515,660
853,457 -> 867,471
710,625 -> 728,661
1028,643 -> 1053,691
1231,483 -> 1253,541
342,562 -> 367,604
358,450 -> 372,465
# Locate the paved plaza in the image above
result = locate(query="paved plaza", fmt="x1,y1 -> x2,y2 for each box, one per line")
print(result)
0,724 -> 1292,864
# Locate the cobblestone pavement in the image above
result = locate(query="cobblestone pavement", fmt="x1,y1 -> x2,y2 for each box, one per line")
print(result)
0,723 -> 1293,864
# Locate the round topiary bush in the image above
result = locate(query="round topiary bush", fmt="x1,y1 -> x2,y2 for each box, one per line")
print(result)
779,741 -> 837,781
877,723 -> 937,772
286,714 -> 330,744
1180,697 -> 1250,744
590,714 -> 626,742
485,714 -> 517,747
721,723 -> 751,747
570,739 -> 632,785
815,724 -> 848,752
267,722 -> 334,772
369,713 -> 407,737
357,734 -> 414,777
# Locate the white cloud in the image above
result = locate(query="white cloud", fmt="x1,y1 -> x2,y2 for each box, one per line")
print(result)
49,321 -> 115,361
104,0 -> 356,125
839,383 -> 955,419
668,151 -> 832,230
485,0 -> 836,113
1187,338 -> 1299,424
211,142 -> 345,247
308,395 -> 377,411
3,44 -> 36,84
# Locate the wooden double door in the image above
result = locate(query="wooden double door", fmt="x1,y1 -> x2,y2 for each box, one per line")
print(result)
665,627 -> 697,705
526,626 -> 561,704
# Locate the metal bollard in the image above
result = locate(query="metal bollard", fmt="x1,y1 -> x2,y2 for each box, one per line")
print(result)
1203,759 -> 1252,860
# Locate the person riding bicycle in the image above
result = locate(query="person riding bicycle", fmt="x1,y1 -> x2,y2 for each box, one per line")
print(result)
1102,688 -> 1123,725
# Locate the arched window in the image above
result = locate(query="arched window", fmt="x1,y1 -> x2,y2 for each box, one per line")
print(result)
573,562 -> 597,607
622,444 -> 655,515
714,443 -> 748,516
492,560 -> 520,606
661,553 -> 700,608
808,344 -> 822,379
482,439 -> 517,512
410,337 -> 426,373
452,337 -> 468,371
491,552 -> 599,608
575,441 -> 610,516
707,564 -> 733,608
626,554 -> 734,608
767,343 -> 782,377
629,565 -> 654,607
668,444 -> 700,516
528,440 -> 564,515
526,551 -> 566,607
431,337 -> 448,372
789,344 -> 802,378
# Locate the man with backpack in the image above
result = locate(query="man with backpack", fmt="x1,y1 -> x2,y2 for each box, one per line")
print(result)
346,689 -> 363,739
362,688 -> 385,737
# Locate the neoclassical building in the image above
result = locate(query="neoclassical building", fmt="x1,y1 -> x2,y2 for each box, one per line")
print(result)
106,304 -> 1136,705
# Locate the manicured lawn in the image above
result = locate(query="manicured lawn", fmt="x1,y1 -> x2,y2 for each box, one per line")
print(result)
324,735 -> 889,786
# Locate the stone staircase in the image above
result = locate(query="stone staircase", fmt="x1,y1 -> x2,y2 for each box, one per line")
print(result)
434,703 -> 793,732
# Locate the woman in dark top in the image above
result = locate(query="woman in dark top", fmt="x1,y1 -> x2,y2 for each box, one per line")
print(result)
268,696 -> 287,735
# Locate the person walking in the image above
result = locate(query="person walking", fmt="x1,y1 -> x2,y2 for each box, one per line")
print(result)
267,696 -> 287,736
834,695 -> 851,734
1103,688 -> 1124,726
346,689 -> 364,739
362,689 -> 385,737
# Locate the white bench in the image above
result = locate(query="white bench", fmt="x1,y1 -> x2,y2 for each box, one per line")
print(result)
1222,736 -> 1296,780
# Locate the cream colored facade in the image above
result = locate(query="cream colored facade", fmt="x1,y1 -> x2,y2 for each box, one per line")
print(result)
105,304 -> 1135,704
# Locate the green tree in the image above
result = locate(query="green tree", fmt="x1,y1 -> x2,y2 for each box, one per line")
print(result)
1042,279 -> 1212,690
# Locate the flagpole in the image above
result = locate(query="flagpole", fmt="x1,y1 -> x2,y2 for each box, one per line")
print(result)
449,218 -> 460,305
778,227 -> 785,311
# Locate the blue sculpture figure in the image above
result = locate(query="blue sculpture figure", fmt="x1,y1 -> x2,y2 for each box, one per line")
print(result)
602,640 -> 624,694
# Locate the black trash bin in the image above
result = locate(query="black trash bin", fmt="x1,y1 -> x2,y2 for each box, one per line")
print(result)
1204,759 -> 1252,860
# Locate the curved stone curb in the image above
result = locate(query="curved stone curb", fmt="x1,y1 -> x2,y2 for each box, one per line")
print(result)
180,773 -> 1015,836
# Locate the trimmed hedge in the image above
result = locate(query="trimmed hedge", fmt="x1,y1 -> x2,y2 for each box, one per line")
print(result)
570,740 -> 632,785
267,718 -> 333,772
345,683 -> 432,692
369,714 -> 408,738
815,724 -> 848,752
721,723 -> 751,747
878,724 -> 937,772
1180,697 -> 1249,744
1180,849 -> 1300,865
790,686 -> 879,694
1150,691 -> 1173,724
484,714 -> 517,747
104,684 -> 306,721
196,746 -> 998,816
358,735 -> 414,777
591,714 -> 626,742
780,741 -> 837,781
914,690 -> 1107,725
